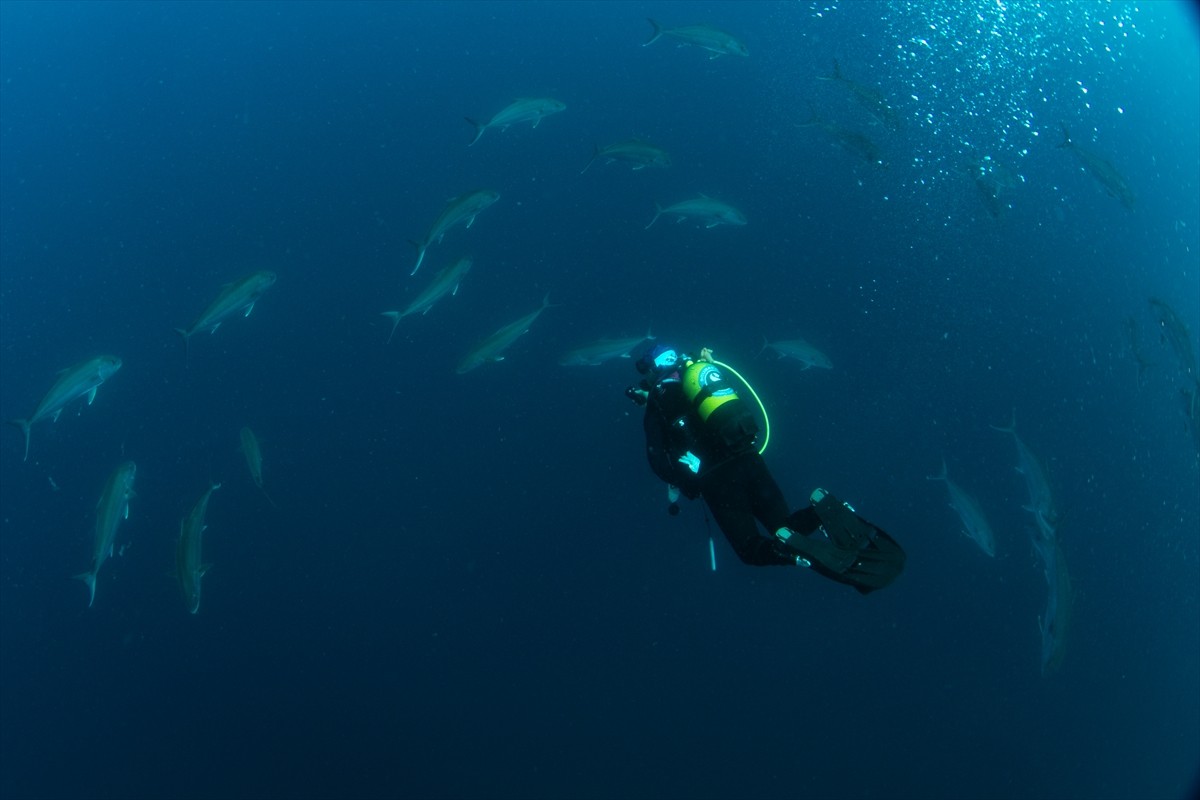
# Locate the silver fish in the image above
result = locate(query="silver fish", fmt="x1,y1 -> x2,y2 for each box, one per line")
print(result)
580,139 -> 671,174
643,19 -> 748,58
1031,532 -> 1057,585
457,293 -> 554,374
465,97 -> 566,146
970,156 -> 1021,219
759,338 -> 832,370
74,460 -> 137,607
1148,297 -> 1196,378
992,410 -> 1058,528
176,482 -> 220,615
174,270 -> 277,358
818,59 -> 901,131
240,427 -> 278,508
1033,537 -> 1072,676
10,354 -> 122,461
383,257 -> 473,343
1057,124 -> 1135,210
411,190 -> 499,275
559,332 -> 655,366
927,459 -> 996,557
798,104 -> 885,167
645,195 -> 746,230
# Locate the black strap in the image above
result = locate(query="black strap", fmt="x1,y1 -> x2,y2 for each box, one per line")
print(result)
692,382 -> 722,412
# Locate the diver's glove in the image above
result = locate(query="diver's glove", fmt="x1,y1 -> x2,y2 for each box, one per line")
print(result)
625,386 -> 648,406
677,451 -> 701,474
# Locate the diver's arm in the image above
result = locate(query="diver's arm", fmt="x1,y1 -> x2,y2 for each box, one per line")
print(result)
643,396 -> 702,498
644,408 -> 688,488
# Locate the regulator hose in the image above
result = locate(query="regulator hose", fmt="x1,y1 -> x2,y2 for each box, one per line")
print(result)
712,359 -> 770,455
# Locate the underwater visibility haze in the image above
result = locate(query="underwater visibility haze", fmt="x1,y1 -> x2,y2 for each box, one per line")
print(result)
1,2 -> 1198,798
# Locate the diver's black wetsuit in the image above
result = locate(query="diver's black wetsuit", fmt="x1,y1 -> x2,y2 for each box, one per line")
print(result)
642,369 -> 905,593
644,377 -> 801,566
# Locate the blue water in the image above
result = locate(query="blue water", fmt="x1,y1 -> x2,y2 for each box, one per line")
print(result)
2,2 -> 1198,798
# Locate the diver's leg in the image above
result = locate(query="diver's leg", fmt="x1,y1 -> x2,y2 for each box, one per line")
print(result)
743,453 -> 792,533
702,470 -> 796,567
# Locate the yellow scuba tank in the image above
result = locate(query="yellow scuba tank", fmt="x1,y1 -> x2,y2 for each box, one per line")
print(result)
681,356 -> 771,455
680,359 -> 740,421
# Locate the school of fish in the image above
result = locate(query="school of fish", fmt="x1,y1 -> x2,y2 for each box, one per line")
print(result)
4,15 -> 1192,671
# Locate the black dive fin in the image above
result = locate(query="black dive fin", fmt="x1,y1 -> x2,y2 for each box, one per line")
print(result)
840,530 -> 907,595
811,490 -> 876,551
783,533 -> 859,574
802,490 -> 907,594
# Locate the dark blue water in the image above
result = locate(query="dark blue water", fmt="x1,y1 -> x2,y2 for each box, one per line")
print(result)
2,2 -> 1198,798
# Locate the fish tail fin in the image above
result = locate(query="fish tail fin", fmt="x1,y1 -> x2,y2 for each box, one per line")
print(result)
9,418 -> 31,461
645,202 -> 663,230
927,458 -> 948,482
990,408 -> 1017,434
173,328 -> 191,367
74,570 -> 96,607
381,312 -> 402,344
1056,122 -> 1071,149
580,145 -> 600,175
465,117 -> 485,146
410,240 -> 426,275
755,336 -> 771,359
643,18 -> 664,47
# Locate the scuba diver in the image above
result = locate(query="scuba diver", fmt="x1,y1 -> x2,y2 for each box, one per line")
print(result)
626,343 -> 905,595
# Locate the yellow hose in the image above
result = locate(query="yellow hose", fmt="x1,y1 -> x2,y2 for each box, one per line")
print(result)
712,359 -> 770,455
